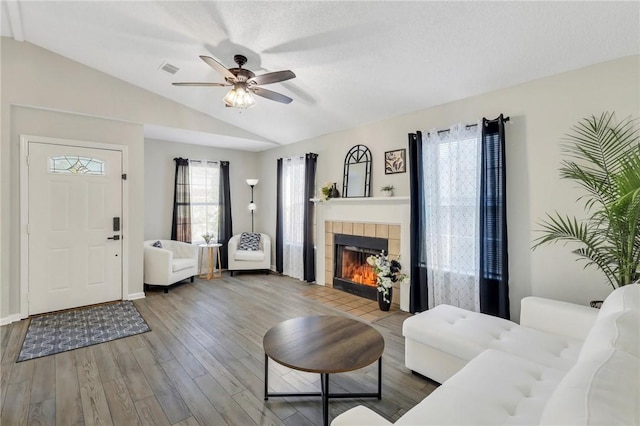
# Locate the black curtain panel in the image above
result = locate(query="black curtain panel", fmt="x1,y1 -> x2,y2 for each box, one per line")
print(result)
408,132 -> 429,313
303,153 -> 318,282
218,161 -> 233,269
479,114 -> 510,319
275,158 -> 284,274
171,157 -> 191,243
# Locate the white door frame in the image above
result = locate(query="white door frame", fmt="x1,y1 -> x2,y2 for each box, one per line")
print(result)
19,135 -> 129,318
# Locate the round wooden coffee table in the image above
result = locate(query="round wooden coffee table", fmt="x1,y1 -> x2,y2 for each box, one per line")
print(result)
263,315 -> 385,426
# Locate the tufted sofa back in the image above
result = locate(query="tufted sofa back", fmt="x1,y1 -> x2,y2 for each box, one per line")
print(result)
540,284 -> 640,425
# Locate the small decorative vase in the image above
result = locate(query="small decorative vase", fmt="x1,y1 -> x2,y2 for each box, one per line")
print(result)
381,190 -> 393,197
330,183 -> 340,198
378,288 -> 392,311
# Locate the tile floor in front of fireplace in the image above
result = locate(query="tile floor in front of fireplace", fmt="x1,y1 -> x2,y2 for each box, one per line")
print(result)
301,284 -> 400,322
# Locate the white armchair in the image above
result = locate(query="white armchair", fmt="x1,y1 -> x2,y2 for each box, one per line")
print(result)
228,233 -> 271,276
143,240 -> 199,293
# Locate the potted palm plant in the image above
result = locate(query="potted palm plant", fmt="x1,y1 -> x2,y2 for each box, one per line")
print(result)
532,112 -> 640,291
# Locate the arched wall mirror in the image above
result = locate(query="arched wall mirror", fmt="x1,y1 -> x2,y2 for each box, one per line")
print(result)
342,145 -> 372,197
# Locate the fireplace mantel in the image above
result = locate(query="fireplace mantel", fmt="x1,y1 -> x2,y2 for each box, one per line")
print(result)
324,196 -> 409,203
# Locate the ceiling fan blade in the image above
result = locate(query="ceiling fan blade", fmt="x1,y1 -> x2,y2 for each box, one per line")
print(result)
251,87 -> 293,104
172,82 -> 230,87
199,55 -> 236,81
248,70 -> 296,86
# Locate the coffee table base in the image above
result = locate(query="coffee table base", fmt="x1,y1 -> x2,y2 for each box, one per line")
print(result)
264,354 -> 382,426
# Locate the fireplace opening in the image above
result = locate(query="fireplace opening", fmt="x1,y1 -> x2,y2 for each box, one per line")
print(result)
334,234 -> 388,301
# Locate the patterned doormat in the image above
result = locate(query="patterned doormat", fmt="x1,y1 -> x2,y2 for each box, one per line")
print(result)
17,301 -> 150,362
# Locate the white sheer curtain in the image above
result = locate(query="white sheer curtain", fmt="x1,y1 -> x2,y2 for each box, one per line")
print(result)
422,123 -> 481,311
281,156 -> 306,280
188,160 -> 220,244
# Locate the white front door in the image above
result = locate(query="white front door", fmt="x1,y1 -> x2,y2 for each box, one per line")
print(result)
28,142 -> 123,315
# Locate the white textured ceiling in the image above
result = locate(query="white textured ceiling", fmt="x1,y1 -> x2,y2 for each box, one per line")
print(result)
2,1 -> 639,150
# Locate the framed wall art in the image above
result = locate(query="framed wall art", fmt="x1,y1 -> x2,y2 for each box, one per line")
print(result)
384,149 -> 406,174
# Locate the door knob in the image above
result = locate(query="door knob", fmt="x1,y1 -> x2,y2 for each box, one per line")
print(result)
107,235 -> 121,241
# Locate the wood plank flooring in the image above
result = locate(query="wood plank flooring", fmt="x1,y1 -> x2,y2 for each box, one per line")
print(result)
0,273 -> 437,425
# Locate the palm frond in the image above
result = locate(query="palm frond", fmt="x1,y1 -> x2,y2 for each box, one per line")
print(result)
534,113 -> 640,288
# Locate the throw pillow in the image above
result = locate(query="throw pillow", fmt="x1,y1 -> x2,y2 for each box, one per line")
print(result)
152,240 -> 163,248
238,232 -> 261,251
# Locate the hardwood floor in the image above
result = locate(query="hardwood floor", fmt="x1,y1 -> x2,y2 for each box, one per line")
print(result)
1,273 -> 436,425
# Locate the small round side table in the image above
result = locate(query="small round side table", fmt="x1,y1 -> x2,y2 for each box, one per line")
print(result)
198,243 -> 222,279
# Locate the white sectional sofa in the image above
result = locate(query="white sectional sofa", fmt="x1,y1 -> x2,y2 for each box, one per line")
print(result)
332,284 -> 640,425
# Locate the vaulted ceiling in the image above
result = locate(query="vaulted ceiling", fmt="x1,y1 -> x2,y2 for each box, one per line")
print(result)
2,1 -> 639,150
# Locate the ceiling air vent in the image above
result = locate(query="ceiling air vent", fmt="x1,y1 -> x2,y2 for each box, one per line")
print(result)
159,61 -> 180,75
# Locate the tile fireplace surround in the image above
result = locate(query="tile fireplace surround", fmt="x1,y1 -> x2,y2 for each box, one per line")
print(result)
315,197 -> 411,311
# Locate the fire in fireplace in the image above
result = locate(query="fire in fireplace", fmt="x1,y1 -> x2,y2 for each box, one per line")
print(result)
333,234 -> 388,301
340,247 -> 377,286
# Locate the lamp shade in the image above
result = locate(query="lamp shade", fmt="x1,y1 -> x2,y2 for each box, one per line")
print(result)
224,84 -> 256,109
246,179 -> 259,186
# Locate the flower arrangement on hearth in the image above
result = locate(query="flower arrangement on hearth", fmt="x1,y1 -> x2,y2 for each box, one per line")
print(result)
366,251 -> 407,303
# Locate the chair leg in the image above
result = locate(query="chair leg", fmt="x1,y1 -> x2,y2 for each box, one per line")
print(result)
231,271 -> 234,277
190,276 -> 194,283
164,288 -> 168,294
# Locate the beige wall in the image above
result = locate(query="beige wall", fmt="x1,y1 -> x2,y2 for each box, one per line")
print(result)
258,55 -> 640,321
0,38 -> 266,320
144,138 -> 260,240
2,34 -> 638,322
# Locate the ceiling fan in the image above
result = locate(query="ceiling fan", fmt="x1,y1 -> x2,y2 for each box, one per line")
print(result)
173,54 -> 296,108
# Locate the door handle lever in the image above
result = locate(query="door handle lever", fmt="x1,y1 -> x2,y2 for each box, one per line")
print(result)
107,235 -> 121,241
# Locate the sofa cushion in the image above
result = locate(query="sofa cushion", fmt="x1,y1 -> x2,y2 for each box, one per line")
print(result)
238,232 -> 261,251
172,258 -> 196,272
598,283 -> 640,319
398,349 -> 567,425
579,309 -> 640,360
540,348 -> 640,426
234,250 -> 265,262
331,406 -> 392,426
403,304 -> 581,370
403,305 -> 513,361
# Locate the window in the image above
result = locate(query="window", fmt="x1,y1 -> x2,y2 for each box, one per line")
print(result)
424,134 -> 479,274
49,156 -> 105,175
421,124 -> 481,311
281,156 -> 306,279
189,160 -> 220,244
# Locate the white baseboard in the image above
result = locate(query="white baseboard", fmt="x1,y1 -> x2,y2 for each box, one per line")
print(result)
128,292 -> 146,300
0,314 -> 24,326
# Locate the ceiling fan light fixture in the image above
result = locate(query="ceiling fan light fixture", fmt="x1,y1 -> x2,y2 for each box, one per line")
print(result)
223,84 -> 256,109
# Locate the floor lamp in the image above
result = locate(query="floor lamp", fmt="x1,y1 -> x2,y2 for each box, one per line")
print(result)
246,179 -> 258,232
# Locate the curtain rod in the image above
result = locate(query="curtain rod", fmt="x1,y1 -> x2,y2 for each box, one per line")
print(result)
173,158 -> 220,164
436,116 -> 510,135
189,159 -> 219,164
279,153 -> 316,161
437,124 -> 478,135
